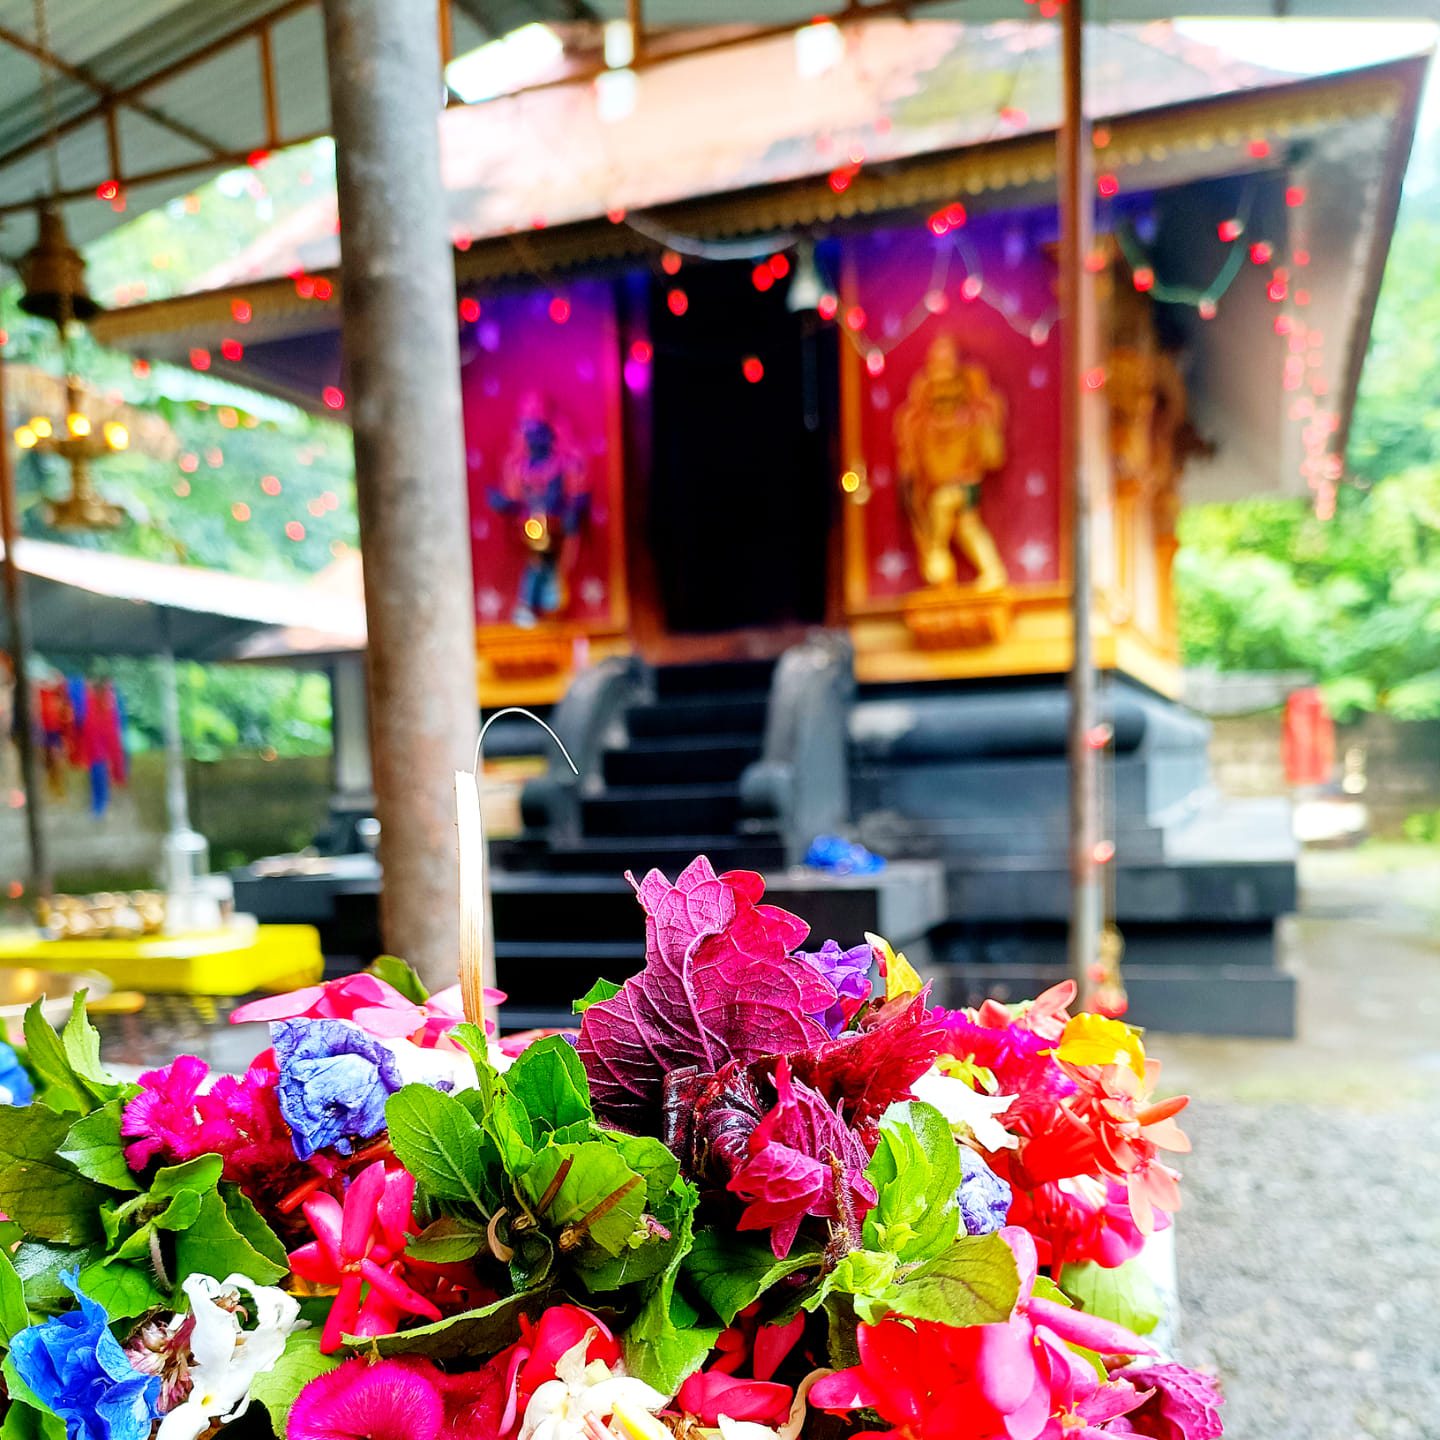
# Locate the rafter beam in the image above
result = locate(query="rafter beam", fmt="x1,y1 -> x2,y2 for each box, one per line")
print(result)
0,21 -> 229,160
0,0 -> 315,175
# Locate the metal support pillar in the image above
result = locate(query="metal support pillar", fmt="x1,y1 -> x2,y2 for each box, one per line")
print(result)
0,346 -> 50,901
1060,0 -> 1102,1005
322,0 -> 478,990
156,618 -> 208,898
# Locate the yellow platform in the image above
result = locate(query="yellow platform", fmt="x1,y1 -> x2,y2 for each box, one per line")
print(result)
0,923 -> 323,996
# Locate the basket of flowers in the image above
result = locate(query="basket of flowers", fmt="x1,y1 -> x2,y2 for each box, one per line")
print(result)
0,855 -> 1222,1440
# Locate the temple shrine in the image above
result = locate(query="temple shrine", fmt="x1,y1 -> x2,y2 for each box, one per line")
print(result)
90,21 -> 1426,1035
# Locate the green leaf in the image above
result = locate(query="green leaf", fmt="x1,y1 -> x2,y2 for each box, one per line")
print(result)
21,1003 -> 88,1115
250,1330 -> 343,1427
351,1287 -> 552,1360
57,1101 -> 141,1192
0,1105 -> 103,1243
368,955 -> 429,1004
12,1242 -> 102,1314
1059,1259 -> 1162,1337
150,1153 -> 224,1200
385,1085 -> 491,1211
76,1259 -> 164,1321
506,1037 -> 593,1135
621,1184 -> 713,1394
0,1246 -> 30,1345
865,1233 -> 1020,1327
222,1184 -> 290,1272
172,1190 -> 287,1291
804,1249 -> 898,1315
59,994 -> 126,1105
406,1216 -> 488,1265
684,1231 -> 823,1326
573,978 -> 621,1014
580,1179 -> 696,1292
602,1133 -> 680,1209
519,1142 -> 646,1260
863,1101 -> 960,1263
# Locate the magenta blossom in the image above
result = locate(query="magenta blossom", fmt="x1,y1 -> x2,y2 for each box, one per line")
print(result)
231,973 -> 504,1044
290,1358 -> 444,1440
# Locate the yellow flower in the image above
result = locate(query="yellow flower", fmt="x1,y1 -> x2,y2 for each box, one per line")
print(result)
1056,1013 -> 1147,1079
866,932 -> 922,1002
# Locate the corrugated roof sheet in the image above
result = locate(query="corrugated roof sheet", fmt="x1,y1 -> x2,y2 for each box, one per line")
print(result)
0,0 -> 1432,269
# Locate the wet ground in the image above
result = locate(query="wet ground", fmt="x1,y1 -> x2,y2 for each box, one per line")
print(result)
1160,848 -> 1440,1440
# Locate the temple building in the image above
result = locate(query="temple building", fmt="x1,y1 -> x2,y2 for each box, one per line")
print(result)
89,21 -> 1427,1035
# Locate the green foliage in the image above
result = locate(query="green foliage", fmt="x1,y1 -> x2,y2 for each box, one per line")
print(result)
1177,469 -> 1440,720
1059,1259 -> 1162,1337
249,1331 -> 343,1429
1178,159 -> 1440,721
862,1100 -> 961,1263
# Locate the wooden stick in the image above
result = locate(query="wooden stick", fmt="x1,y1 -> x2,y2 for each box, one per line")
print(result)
454,766 -> 490,1034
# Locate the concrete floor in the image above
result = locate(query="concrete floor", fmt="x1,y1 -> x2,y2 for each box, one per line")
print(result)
1159,848 -> 1440,1440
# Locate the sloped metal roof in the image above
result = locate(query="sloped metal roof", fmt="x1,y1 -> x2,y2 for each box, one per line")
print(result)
0,0 -> 1433,270
0,533 -> 365,659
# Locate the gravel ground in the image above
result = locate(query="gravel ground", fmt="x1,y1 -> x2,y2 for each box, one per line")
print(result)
1157,866 -> 1440,1440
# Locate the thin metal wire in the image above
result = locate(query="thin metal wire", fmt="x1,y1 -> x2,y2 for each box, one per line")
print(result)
473,706 -> 578,777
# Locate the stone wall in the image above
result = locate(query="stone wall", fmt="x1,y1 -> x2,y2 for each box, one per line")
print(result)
0,751 -> 332,891
1205,710 -> 1440,836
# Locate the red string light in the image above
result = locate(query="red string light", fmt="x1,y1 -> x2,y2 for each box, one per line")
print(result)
1249,241 -> 1273,265
231,502 -> 251,522
459,297 -> 481,323
1217,218 -> 1243,243
189,348 -> 211,371
322,385 -> 345,410
844,305 -> 867,332
548,297 -> 571,324
817,293 -> 838,321
667,288 -> 689,316
220,338 -> 243,361
752,265 -> 775,293
261,475 -> 282,496
1248,138 -> 1271,159
285,521 -> 306,542
231,299 -> 253,324
629,340 -> 653,363
768,253 -> 791,280
661,251 -> 682,276
742,356 -> 764,384
1097,173 -> 1120,198
96,179 -> 120,201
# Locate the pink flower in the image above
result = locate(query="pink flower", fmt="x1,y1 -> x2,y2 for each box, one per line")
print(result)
1106,1363 -> 1225,1440
231,974 -> 504,1044
290,1358 -> 444,1440
289,1160 -> 442,1351
121,1055 -> 211,1168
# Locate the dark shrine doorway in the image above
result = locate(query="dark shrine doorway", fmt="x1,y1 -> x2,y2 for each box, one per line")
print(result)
646,261 -> 837,636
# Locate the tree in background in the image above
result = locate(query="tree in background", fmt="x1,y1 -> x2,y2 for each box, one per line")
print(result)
2,143 -> 358,758
1177,137 -> 1440,722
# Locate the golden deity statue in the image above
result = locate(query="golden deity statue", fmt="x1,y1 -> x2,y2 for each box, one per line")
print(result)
894,336 -> 1009,592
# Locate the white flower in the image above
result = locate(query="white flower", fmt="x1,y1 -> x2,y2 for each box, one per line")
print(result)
910,1068 -> 1019,1151
385,1034 -> 482,1091
519,1335 -> 668,1440
155,1274 -> 304,1440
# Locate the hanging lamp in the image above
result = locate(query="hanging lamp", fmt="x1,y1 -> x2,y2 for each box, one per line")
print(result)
11,0 -> 126,529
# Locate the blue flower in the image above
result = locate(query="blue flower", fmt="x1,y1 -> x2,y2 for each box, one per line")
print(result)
0,1040 -> 34,1105
958,1147 -> 1013,1236
8,1270 -> 159,1440
796,939 -> 873,1036
272,1019 -> 403,1160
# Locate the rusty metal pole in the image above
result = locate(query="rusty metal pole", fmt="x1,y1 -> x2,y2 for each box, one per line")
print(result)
1060,0 -> 1101,1006
322,0 -> 478,990
0,347 -> 51,900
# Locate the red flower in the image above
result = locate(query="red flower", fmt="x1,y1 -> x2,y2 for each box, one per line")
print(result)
677,1369 -> 794,1427
289,1160 -> 442,1351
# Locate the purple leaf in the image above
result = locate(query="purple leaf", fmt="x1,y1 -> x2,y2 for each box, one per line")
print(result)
576,858 -> 835,1128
